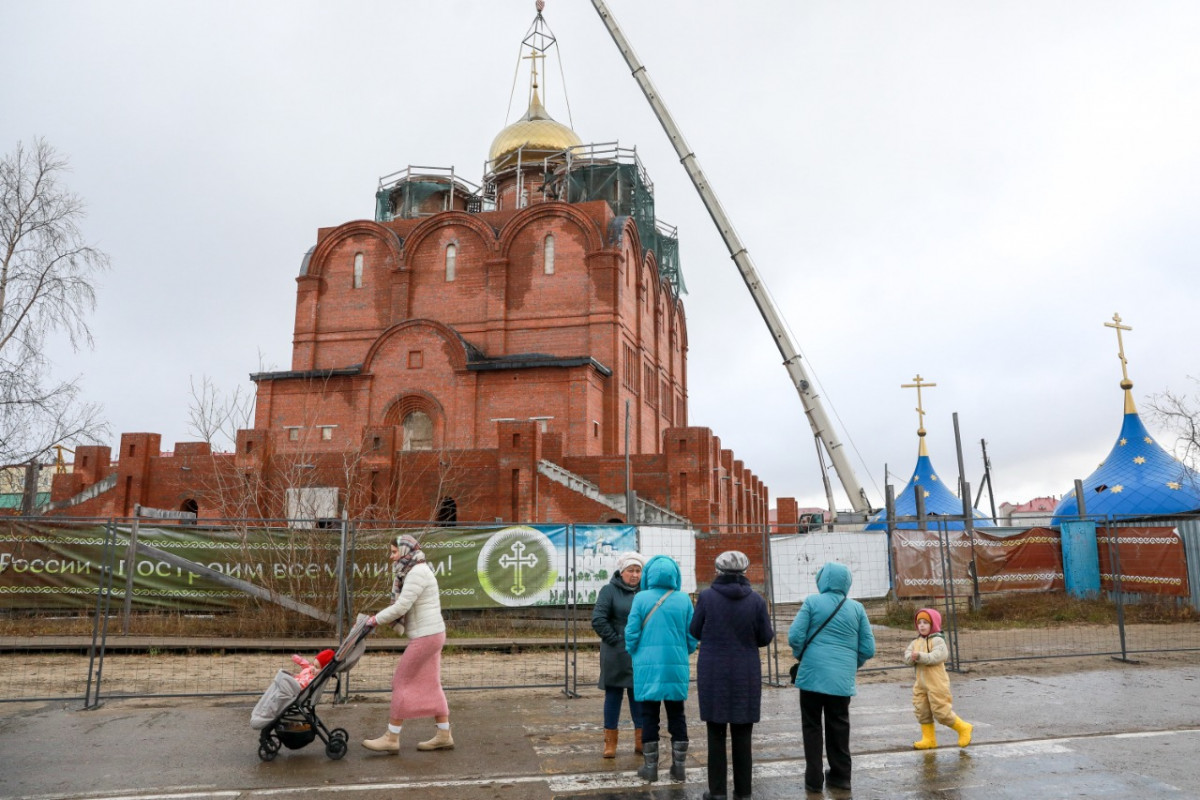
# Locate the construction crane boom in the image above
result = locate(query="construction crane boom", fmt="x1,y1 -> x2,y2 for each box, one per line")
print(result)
589,0 -> 872,515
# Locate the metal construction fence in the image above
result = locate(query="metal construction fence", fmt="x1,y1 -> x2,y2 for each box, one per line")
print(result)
761,512 -> 1200,679
838,512 -> 1200,675
3,513 -> 1200,704
0,516 -> 696,705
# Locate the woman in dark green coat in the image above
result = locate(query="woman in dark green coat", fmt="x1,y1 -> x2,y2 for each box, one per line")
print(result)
591,551 -> 645,758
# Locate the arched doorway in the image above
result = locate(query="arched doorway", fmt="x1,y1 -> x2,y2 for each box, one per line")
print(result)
436,496 -> 458,525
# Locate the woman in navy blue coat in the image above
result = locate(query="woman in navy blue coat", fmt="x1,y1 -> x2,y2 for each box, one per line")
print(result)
689,551 -> 775,800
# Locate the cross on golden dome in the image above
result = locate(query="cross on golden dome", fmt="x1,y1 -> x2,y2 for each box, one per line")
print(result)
523,47 -> 545,92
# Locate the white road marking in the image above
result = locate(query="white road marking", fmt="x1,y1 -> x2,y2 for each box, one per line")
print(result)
27,729 -> 1200,800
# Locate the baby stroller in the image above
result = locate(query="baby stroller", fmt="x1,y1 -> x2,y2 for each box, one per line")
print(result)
251,615 -> 372,761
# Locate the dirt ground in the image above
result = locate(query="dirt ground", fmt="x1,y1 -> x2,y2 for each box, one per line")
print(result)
858,621 -> 1200,683
5,621 -> 1198,702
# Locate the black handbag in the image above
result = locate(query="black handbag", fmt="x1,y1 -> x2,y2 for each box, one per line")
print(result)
789,595 -> 848,682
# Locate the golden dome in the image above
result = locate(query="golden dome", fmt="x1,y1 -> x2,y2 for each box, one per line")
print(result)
489,89 -> 583,168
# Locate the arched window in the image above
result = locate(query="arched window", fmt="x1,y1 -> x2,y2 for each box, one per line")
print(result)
436,496 -> 458,525
402,411 -> 434,451
353,252 -> 364,288
445,243 -> 457,282
543,234 -> 555,275
180,498 -> 198,523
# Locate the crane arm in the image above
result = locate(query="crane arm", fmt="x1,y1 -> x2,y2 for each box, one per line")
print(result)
589,0 -> 872,515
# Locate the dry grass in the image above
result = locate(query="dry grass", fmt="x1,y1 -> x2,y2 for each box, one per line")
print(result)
877,593 -> 1200,630
5,593 -> 1196,640
0,606 -> 581,640
0,601 -> 338,638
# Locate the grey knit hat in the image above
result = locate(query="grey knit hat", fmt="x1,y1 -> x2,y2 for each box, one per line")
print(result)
715,550 -> 750,574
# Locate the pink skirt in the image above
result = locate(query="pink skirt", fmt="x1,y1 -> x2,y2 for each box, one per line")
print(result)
390,631 -> 449,720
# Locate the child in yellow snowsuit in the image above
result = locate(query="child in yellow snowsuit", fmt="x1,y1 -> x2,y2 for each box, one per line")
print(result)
905,607 -> 973,749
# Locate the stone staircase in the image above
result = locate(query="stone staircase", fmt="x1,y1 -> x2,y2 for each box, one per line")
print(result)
536,459 -> 688,524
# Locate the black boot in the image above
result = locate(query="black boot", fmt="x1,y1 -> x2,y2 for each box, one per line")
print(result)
702,793 -> 728,800
670,740 -> 689,781
637,741 -> 659,782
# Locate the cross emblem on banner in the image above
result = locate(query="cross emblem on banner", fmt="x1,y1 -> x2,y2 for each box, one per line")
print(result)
498,540 -> 540,596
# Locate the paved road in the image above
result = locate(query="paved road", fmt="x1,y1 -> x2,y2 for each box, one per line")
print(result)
2,665 -> 1199,799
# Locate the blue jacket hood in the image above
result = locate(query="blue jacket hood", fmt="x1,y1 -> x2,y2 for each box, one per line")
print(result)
816,562 -> 852,595
641,555 -> 682,591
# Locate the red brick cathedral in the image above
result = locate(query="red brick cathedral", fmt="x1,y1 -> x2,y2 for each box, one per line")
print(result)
46,31 -> 772,530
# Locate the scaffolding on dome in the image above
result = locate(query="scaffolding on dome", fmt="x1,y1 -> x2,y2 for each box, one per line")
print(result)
375,166 -> 484,221
544,142 -> 686,297
376,146 -> 685,296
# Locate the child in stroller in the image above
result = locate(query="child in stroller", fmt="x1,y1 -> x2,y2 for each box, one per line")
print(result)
251,616 -> 372,761
293,649 -> 335,688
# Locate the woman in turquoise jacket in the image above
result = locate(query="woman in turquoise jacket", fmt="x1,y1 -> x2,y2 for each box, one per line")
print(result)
787,562 -> 875,795
625,554 -> 698,783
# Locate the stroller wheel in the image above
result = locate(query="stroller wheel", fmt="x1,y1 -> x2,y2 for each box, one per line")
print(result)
329,727 -> 349,743
258,735 -> 281,762
326,737 -> 348,760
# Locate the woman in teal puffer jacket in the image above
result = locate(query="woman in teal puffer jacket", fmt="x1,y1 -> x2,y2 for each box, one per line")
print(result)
787,561 -> 875,795
625,554 -> 698,783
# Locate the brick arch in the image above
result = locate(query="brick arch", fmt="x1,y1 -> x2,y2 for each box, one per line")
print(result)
362,318 -> 473,373
497,203 -> 605,260
304,220 -> 402,278
403,212 -> 498,259
642,250 -> 664,306
380,391 -> 444,450
670,295 -> 688,351
381,390 -> 443,426
611,215 -> 644,255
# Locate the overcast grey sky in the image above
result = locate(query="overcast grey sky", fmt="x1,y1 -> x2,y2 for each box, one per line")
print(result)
5,1 -> 1200,512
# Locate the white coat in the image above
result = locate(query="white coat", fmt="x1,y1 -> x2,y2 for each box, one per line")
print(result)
374,562 -> 446,639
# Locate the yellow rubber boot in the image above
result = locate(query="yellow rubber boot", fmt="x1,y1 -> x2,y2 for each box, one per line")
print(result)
913,723 -> 938,750
951,717 -> 973,747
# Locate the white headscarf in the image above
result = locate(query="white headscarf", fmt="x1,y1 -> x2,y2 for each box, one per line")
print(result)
615,551 -> 645,573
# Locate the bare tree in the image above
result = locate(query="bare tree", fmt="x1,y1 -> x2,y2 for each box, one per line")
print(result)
1147,378 -> 1200,471
187,373 -> 258,451
0,138 -> 109,466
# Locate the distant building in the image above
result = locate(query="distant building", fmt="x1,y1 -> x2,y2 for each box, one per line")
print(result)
996,496 -> 1058,527
0,463 -> 53,515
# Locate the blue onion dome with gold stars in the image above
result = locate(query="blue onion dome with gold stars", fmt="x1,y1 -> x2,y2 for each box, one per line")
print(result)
1053,314 -> 1200,523
864,438 -> 996,530
865,374 -> 995,530
1051,405 -> 1200,523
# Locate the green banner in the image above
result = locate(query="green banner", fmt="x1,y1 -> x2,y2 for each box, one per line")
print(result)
0,522 -> 637,612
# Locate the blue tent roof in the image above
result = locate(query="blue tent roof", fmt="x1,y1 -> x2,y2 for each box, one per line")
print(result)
866,442 -> 995,530
1052,394 -> 1200,524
